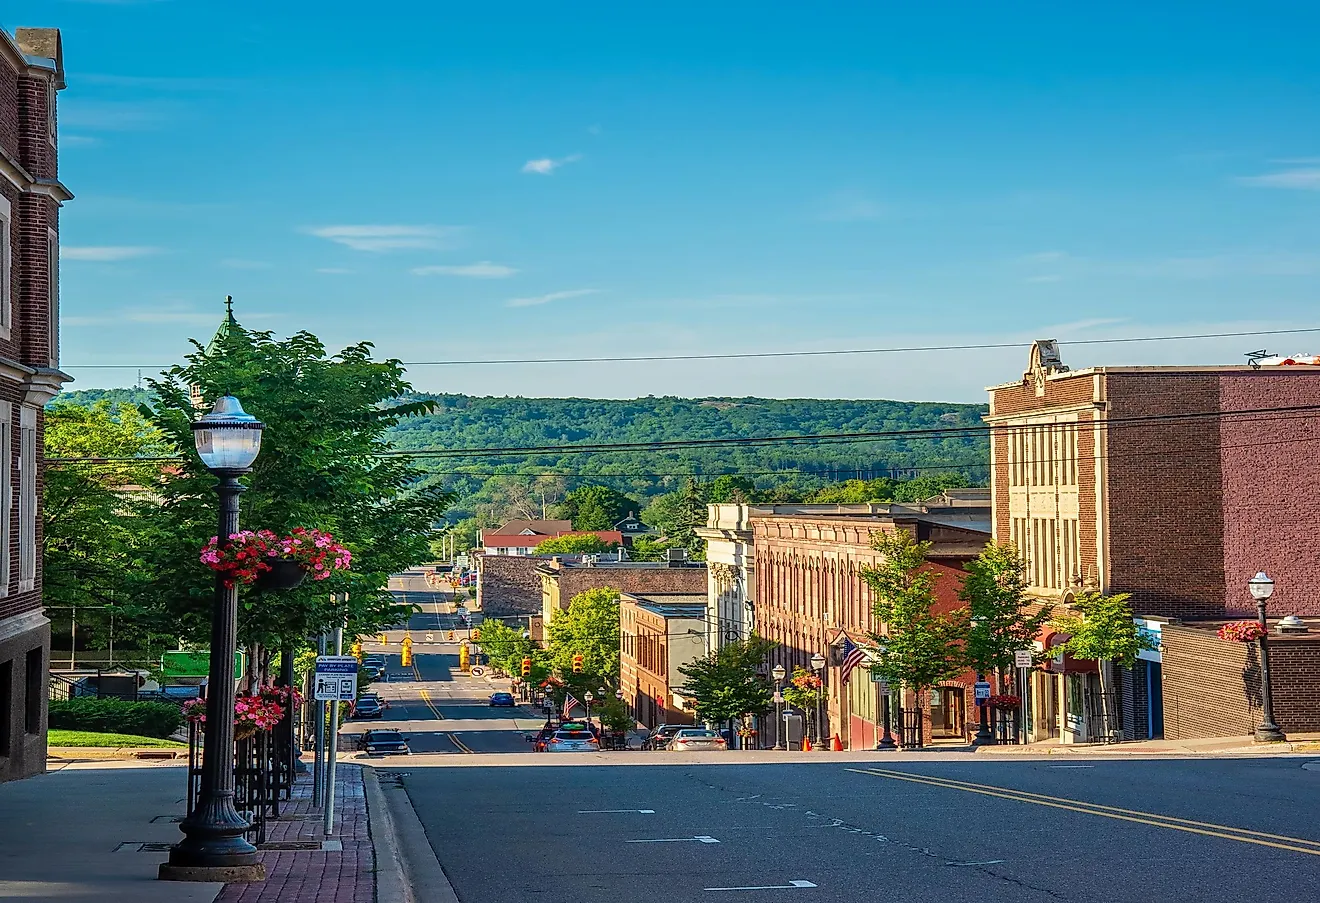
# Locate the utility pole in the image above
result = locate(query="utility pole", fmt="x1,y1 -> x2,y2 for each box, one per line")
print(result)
323,613 -> 345,836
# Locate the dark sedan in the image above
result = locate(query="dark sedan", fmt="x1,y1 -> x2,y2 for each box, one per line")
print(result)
489,692 -> 516,707
362,729 -> 410,757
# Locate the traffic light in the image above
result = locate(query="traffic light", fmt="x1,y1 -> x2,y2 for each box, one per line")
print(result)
447,631 -> 455,641
521,657 -> 532,677
378,633 -> 387,645
351,641 -> 362,661
471,628 -> 481,641
401,645 -> 413,667
572,654 -> 584,674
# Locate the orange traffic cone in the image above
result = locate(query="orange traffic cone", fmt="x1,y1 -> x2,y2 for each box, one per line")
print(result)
831,734 -> 843,751
801,737 -> 811,751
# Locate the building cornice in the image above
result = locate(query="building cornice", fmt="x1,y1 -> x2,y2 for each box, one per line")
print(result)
23,367 -> 72,406
0,31 -> 25,75
0,355 -> 35,384
0,147 -> 73,204
982,402 -> 1105,425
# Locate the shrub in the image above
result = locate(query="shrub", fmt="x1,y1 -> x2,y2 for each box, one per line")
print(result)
47,698 -> 183,739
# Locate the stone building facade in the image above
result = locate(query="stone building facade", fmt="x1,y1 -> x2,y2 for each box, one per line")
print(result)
535,558 -> 707,628
0,26 -> 70,784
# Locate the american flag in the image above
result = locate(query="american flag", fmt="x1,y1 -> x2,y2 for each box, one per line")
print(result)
562,692 -> 582,718
840,636 -> 867,684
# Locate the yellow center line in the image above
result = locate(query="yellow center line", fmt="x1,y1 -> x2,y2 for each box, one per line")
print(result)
448,733 -> 475,754
418,688 -> 444,720
847,768 -> 1320,857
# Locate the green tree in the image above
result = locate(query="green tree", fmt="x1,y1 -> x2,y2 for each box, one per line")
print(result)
133,323 -> 453,652
627,536 -> 685,562
706,475 -> 758,504
677,634 -> 777,725
805,478 -> 897,504
1052,591 -> 1154,735
960,542 -> 1054,683
533,533 -> 617,554
642,478 -> 708,559
892,473 -> 971,503
43,401 -> 174,656
474,619 -> 544,677
560,485 -> 639,531
862,531 -> 968,705
545,587 -> 621,683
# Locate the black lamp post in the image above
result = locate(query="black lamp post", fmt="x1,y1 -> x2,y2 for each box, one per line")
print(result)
584,691 -> 594,725
161,396 -> 266,883
970,616 -> 994,746
1250,572 -> 1286,743
771,664 -> 786,750
810,652 -> 826,750
875,644 -> 897,750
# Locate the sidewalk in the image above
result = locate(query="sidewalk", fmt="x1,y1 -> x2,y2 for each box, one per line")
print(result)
976,731 -> 1320,756
0,760 -> 380,903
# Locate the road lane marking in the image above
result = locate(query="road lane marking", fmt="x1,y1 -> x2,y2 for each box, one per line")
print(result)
1050,765 -> 1095,769
947,860 -> 1007,867
625,836 -> 720,844
418,689 -> 444,720
704,881 -> 816,891
447,732 -> 474,754
578,809 -> 656,814
847,768 -> 1320,856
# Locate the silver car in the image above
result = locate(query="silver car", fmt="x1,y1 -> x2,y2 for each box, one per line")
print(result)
544,728 -> 600,752
666,728 -> 728,751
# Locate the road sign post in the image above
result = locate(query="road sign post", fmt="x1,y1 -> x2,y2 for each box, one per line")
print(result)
315,642 -> 354,837
1014,649 -> 1034,669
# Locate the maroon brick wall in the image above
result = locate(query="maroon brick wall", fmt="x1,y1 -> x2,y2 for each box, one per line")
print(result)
555,565 -> 707,602
1218,371 -> 1320,617
1104,373 -> 1226,619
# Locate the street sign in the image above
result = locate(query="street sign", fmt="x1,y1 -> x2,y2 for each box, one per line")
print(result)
425,633 -> 434,642
974,681 -> 992,701
314,655 -> 359,702
470,666 -> 486,677
1014,649 -> 1034,669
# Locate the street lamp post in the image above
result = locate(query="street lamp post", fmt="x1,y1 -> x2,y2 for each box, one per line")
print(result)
810,652 -> 826,751
875,644 -> 897,750
161,396 -> 266,883
584,691 -> 594,725
771,664 -> 786,750
1250,572 -> 1286,743
970,616 -> 993,746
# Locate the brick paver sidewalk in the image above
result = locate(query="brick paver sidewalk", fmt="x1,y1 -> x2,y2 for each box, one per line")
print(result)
219,765 -> 373,903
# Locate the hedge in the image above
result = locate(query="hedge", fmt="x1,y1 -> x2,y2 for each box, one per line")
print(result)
47,698 -> 183,739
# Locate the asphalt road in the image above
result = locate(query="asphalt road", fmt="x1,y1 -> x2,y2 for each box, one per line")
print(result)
400,756 -> 1320,903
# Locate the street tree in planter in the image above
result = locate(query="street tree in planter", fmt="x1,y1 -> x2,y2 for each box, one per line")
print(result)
678,635 -> 777,742
131,320 -> 453,662
861,531 -> 968,744
959,542 -> 1054,740
781,667 -> 824,745
1051,591 -> 1155,741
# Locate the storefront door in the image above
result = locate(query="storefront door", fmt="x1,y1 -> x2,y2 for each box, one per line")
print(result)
930,687 -> 964,738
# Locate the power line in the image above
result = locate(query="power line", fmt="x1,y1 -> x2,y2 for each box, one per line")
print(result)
53,325 -> 1320,370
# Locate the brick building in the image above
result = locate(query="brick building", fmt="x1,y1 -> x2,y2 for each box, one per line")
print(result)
0,26 -> 70,784
474,554 -> 544,635
480,519 -> 623,556
752,500 -> 989,749
618,594 -> 708,729
535,557 -> 707,628
987,341 -> 1320,742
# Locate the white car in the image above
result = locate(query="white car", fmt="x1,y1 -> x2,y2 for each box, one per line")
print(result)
544,728 -> 600,752
666,729 -> 728,751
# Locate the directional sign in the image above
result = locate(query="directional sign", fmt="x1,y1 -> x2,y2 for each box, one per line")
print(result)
1014,649 -> 1034,669
315,655 -> 359,701
974,681 -> 992,701
470,666 -> 486,677
425,633 -> 434,642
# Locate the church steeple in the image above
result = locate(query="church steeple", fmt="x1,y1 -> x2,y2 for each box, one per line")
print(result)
191,296 -> 240,410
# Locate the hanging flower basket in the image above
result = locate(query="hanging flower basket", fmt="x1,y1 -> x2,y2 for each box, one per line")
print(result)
1218,621 -> 1267,643
989,694 -> 1021,710
200,527 -> 352,588
256,558 -> 306,590
182,688 -> 288,736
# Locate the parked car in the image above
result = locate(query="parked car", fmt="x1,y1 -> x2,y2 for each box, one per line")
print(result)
361,729 -> 410,757
666,728 -> 728,751
352,695 -> 384,718
530,725 -> 556,752
362,662 -> 386,681
489,692 -> 516,707
544,728 -> 600,753
642,724 -> 685,750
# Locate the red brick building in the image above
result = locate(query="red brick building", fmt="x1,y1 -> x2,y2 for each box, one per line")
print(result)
0,26 -> 71,783
752,502 -> 989,749
987,341 -> 1320,742
618,594 -> 708,729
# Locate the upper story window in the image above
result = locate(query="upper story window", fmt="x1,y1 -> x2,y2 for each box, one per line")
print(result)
0,194 -> 10,335
1007,420 -> 1079,488
47,78 -> 57,145
48,229 -> 59,367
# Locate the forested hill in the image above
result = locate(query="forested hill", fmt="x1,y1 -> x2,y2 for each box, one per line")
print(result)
51,390 -> 989,501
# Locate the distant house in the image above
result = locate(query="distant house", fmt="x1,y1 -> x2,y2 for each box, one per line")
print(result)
480,519 -> 623,556
612,513 -> 655,547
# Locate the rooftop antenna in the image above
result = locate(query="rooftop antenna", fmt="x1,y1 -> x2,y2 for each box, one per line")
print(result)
1246,349 -> 1269,370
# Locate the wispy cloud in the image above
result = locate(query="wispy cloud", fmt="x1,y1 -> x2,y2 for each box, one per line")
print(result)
63,246 -> 160,262
79,73 -> 236,91
1020,250 -> 1070,264
305,225 -> 463,252
60,135 -> 101,148
221,258 -> 273,270
521,154 -> 582,175
506,289 -> 600,308
59,101 -> 170,131
411,261 -> 518,278
315,267 -> 354,275
65,303 -> 274,328
815,191 -> 890,222
1237,166 -> 1320,191
1024,274 -> 1063,283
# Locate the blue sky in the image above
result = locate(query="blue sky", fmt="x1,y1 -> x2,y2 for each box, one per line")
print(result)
14,1 -> 1320,401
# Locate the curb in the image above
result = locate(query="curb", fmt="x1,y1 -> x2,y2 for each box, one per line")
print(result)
364,767 -> 460,903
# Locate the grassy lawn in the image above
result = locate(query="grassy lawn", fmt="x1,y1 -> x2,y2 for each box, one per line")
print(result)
47,730 -> 186,748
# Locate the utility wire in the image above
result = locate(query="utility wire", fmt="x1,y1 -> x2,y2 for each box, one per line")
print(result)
54,325 -> 1320,370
